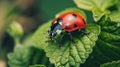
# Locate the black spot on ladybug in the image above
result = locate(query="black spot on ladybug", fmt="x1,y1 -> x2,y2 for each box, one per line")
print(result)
74,24 -> 77,27
82,19 -> 86,24
72,14 -> 77,18
57,18 -> 62,23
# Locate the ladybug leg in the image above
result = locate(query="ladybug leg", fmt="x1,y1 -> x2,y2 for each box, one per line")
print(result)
68,33 -> 76,45
45,30 -> 55,43
45,37 -> 55,43
58,33 -> 64,48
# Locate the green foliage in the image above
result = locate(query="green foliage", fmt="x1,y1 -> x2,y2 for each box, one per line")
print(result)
8,45 -> 32,67
80,12 -> 120,67
96,16 -> 120,65
109,11 -> 120,22
7,21 -> 23,38
30,64 -> 46,67
74,0 -> 117,21
7,21 -> 24,45
116,0 -> 120,11
8,44 -> 53,67
100,60 -> 120,67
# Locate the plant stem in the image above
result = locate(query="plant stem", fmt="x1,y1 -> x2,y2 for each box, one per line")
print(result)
14,37 -> 21,46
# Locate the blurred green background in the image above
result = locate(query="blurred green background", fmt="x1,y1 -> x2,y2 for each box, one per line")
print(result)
0,0 -> 75,67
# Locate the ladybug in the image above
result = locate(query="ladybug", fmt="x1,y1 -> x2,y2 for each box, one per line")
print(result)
48,12 -> 87,47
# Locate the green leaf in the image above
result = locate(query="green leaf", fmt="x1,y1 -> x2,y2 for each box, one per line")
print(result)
92,7 -> 110,22
116,0 -> 120,11
32,20 -> 100,67
97,15 -> 120,63
74,0 -> 116,11
8,45 -> 53,67
8,45 -> 32,67
100,60 -> 120,67
74,0 -> 116,21
29,64 -> 46,67
109,11 -> 120,22
80,15 -> 120,67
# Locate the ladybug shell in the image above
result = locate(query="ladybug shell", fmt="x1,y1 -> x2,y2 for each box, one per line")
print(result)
52,12 -> 86,32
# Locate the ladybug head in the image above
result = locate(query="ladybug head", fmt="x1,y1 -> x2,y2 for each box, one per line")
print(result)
48,22 -> 63,40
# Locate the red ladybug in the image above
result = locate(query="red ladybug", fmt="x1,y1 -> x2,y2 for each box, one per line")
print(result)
48,12 -> 87,47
